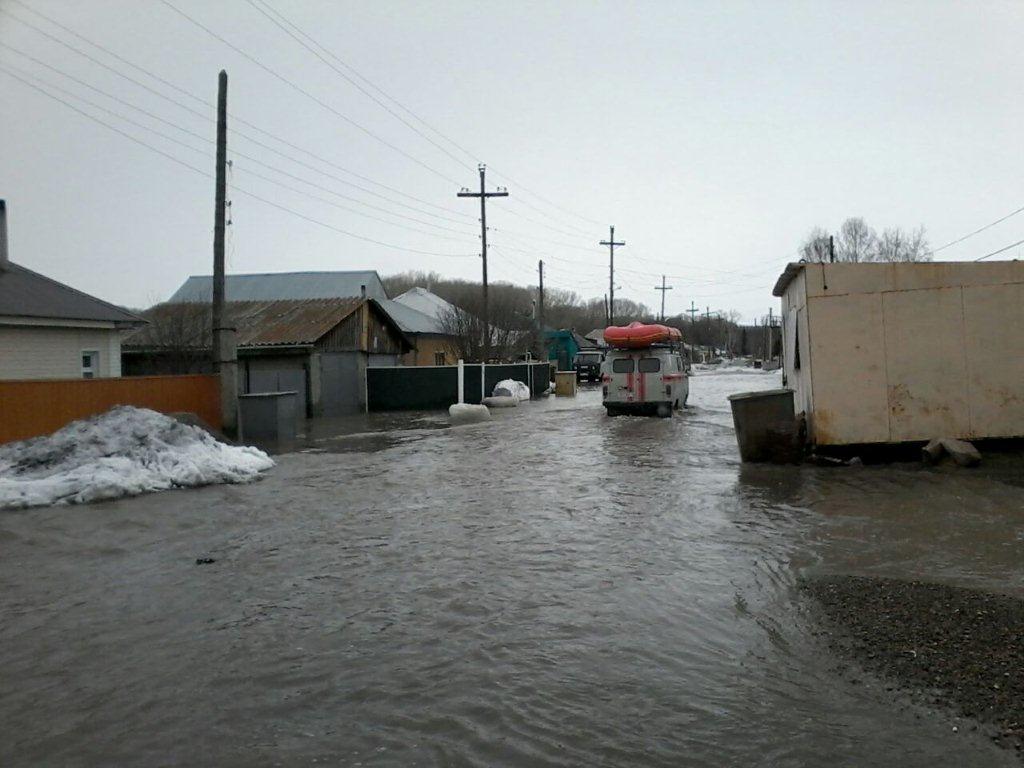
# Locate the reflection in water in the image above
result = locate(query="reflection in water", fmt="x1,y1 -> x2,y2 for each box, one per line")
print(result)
0,368 -> 1019,767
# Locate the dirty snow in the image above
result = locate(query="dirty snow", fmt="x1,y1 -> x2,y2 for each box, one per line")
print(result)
0,406 -> 274,510
493,379 -> 531,401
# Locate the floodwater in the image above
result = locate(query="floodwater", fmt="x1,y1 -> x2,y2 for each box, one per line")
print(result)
2,367 -> 1023,767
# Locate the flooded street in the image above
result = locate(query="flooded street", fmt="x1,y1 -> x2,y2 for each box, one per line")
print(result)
1,368 -> 1022,767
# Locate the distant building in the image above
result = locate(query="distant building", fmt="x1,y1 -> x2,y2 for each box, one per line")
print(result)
584,328 -> 608,348
545,329 -> 597,370
168,271 -> 453,367
0,201 -> 143,381
391,287 -> 459,366
123,298 -> 410,416
773,261 -> 1024,446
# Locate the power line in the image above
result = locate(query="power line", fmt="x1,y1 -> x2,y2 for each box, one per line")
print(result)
242,0 -> 475,174
974,237 -> 1024,262
0,61 -> 477,242
243,0 -> 605,229
156,0 -> 466,186
0,3 -> 479,221
0,66 -> 478,259
0,40 -> 476,227
932,204 -> 1024,256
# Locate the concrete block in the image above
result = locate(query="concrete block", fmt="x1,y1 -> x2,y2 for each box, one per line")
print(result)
921,438 -> 945,464
939,437 -> 982,467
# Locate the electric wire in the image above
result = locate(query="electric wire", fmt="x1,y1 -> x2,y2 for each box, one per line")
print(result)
0,66 -> 478,258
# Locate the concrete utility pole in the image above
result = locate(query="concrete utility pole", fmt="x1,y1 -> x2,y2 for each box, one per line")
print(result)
457,164 -> 507,361
211,69 -> 237,437
654,275 -> 673,322
600,225 -> 625,325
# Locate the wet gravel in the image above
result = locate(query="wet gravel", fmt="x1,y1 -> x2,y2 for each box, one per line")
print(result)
804,575 -> 1024,757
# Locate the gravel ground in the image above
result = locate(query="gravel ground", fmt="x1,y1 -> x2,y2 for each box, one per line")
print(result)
803,575 -> 1024,757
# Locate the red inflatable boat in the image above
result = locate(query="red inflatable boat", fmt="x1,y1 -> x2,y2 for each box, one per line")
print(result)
604,321 -> 682,349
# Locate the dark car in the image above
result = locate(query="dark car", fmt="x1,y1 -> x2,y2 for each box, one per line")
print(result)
573,351 -> 604,382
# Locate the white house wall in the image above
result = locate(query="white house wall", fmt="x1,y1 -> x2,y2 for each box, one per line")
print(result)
0,324 -> 121,380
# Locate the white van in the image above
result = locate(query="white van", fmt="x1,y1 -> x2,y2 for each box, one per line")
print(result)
601,346 -> 689,416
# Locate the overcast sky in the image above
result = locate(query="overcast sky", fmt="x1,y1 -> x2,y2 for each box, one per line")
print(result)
2,0 -> 1022,321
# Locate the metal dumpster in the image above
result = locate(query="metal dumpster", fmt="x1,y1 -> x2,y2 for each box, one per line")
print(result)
727,388 -> 800,463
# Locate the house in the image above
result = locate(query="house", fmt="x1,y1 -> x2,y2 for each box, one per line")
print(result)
773,260 -> 1024,447
584,328 -> 608,348
168,271 -> 454,367
0,200 -> 144,380
390,287 -> 458,365
123,297 -> 410,417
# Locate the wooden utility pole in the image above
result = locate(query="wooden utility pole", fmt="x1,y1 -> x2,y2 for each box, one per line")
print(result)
457,164 -> 507,360
603,293 -> 609,325
685,301 -> 699,323
212,69 -> 237,436
600,225 -> 625,325
654,275 -> 673,322
829,235 -> 835,263
537,259 -> 545,328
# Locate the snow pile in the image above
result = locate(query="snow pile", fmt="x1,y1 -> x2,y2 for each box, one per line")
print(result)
0,406 -> 274,510
493,379 -> 531,401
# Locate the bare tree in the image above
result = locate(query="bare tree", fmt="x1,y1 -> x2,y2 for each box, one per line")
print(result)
872,225 -> 931,262
837,217 -> 877,263
123,303 -> 212,374
799,227 -> 832,263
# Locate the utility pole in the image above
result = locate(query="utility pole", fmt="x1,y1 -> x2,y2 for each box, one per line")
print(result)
685,301 -> 699,323
829,235 -> 835,263
457,164 -> 507,361
603,294 -> 609,325
211,69 -> 237,437
654,275 -> 673,322
600,225 -> 624,326
537,259 -> 545,329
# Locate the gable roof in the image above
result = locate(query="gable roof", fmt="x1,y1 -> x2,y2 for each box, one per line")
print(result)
167,270 -> 388,303
0,262 -> 143,326
125,298 -> 410,351
381,298 -> 445,334
392,287 -> 457,320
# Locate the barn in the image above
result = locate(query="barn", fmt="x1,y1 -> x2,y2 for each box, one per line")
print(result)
123,297 -> 410,416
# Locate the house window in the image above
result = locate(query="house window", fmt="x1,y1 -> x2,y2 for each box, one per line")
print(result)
82,350 -> 98,379
434,351 -> 446,366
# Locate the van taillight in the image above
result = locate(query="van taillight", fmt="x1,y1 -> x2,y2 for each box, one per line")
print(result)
601,373 -> 611,383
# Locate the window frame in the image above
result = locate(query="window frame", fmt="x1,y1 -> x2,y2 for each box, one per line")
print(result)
81,349 -> 99,379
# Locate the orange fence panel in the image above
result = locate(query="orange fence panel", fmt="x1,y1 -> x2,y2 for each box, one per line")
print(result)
0,375 -> 221,445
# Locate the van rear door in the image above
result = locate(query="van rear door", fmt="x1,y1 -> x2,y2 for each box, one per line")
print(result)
610,354 -> 635,402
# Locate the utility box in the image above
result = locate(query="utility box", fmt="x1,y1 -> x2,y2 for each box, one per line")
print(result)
554,371 -> 577,397
239,391 -> 298,442
774,261 -> 1024,446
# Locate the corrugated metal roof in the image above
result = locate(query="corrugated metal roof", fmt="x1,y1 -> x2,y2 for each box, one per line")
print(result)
0,262 -> 143,325
126,298 -> 362,349
392,287 -> 456,321
167,271 -> 388,303
382,298 -> 444,334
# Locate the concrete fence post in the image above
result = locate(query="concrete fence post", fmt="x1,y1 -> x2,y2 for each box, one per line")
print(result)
457,359 -> 464,405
